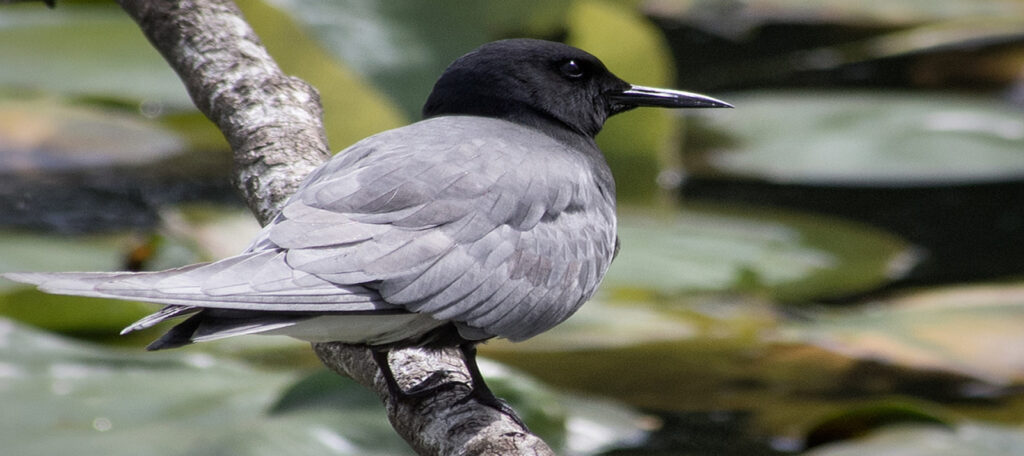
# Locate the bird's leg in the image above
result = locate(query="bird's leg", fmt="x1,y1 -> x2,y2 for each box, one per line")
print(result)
458,343 -> 527,429
371,349 -> 405,401
371,346 -> 527,428
370,348 -> 461,400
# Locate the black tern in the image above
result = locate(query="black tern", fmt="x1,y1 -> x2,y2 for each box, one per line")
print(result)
4,38 -> 730,415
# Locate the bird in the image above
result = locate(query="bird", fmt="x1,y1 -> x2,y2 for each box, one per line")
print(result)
3,38 -> 730,419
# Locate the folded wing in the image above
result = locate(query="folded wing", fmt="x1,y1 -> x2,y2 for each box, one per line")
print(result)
3,116 -> 617,346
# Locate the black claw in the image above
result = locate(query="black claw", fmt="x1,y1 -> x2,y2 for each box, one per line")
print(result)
402,369 -> 466,398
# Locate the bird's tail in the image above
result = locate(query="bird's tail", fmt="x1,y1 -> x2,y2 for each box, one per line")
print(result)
2,250 -> 391,348
4,265 -> 207,303
2,250 -> 383,311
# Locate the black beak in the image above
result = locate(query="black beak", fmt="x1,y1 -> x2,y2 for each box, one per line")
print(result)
607,85 -> 732,112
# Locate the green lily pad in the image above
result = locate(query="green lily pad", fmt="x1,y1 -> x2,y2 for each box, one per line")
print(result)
0,318 -> 412,456
855,17 -> 1024,61
685,91 -> 1024,186
482,295 -> 1016,441
0,99 -> 188,173
803,401 -> 952,448
644,0 -> 1024,26
605,205 -> 916,301
0,1 -> 406,155
489,297 -> 719,352
484,282 -> 1024,438
0,318 -> 648,455
781,283 -> 1024,385
0,288 -> 153,338
0,4 -> 192,110
804,422 -> 1024,456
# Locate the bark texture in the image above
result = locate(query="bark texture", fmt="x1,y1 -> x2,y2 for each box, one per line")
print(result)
114,1 -> 552,454
118,0 -> 327,223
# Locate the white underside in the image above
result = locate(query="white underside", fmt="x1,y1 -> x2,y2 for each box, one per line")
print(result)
258,313 -> 449,345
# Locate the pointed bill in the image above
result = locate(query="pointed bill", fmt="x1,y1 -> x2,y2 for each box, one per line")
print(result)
608,85 -> 733,109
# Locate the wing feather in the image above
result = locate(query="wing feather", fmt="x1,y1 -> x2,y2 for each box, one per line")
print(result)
4,116 -> 617,346
266,117 -> 617,341
5,250 -> 390,312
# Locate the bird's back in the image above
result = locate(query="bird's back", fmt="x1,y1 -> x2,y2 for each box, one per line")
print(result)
7,116 -> 619,346
261,115 -> 619,341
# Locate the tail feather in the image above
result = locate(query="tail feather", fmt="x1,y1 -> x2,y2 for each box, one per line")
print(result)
0,250 -> 436,348
0,250 -> 392,312
144,309 -> 308,350
121,305 -> 200,335
146,313 -> 204,351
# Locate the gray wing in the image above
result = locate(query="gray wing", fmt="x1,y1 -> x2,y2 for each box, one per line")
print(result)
3,248 -> 397,343
3,116 -> 617,344
4,250 -> 389,313
266,117 -> 618,341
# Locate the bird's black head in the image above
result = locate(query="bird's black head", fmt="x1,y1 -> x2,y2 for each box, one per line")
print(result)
422,39 -> 730,140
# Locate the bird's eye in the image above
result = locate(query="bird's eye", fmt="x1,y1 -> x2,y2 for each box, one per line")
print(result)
559,60 -> 585,79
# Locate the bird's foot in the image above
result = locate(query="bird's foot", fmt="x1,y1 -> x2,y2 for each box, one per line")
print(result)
371,347 -> 527,429
397,371 -> 527,430
458,385 -> 527,430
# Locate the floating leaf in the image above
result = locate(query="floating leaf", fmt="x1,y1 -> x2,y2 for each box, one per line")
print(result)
685,91 -> 1024,186
605,205 -> 916,301
0,99 -> 188,173
484,286 -> 1024,438
0,318 -> 412,456
803,401 -> 952,448
804,422 -> 1024,456
0,4 -> 192,110
0,1 -> 406,156
644,0 -> 1024,27
0,319 -> 648,455
0,289 -> 152,338
781,283 -> 1024,384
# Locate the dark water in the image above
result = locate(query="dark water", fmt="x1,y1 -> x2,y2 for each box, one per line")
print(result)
683,178 -> 1024,286
0,166 -> 239,234
604,411 -> 788,456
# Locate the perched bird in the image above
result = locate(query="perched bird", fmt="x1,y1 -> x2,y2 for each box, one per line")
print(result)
4,39 -> 729,416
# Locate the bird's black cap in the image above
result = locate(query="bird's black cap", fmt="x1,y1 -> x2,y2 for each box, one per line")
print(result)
423,38 -> 730,140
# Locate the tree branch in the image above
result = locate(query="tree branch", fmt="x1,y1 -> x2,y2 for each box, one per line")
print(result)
115,0 -> 552,454
117,0 -> 327,223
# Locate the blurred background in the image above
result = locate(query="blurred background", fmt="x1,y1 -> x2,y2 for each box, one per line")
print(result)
2,0 -> 1024,454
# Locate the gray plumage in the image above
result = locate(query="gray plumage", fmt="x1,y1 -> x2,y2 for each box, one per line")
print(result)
7,116 -> 615,346
4,39 -> 730,358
